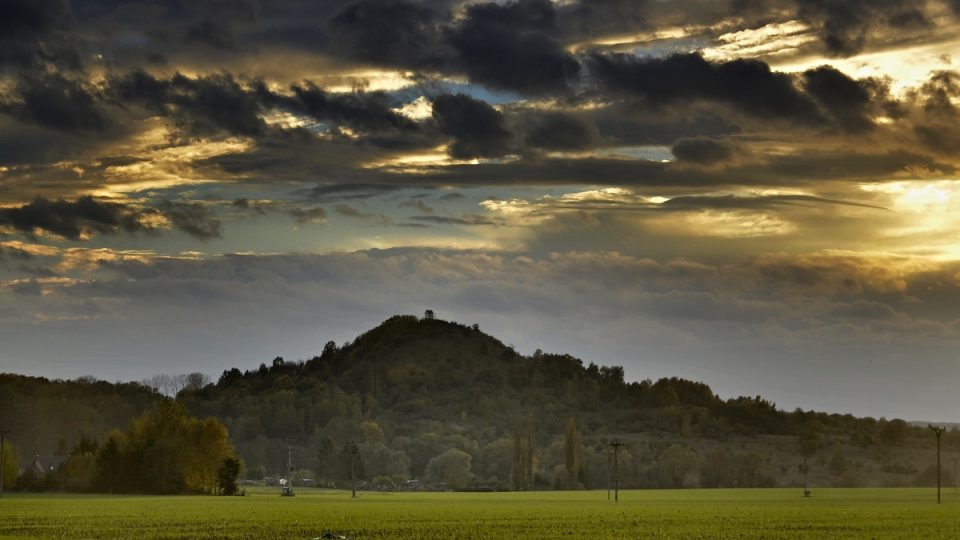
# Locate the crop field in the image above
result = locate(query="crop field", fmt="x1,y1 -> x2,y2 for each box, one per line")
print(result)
2,487 -> 960,539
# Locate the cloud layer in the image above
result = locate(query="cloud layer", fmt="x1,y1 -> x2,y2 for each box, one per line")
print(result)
4,0 -> 960,420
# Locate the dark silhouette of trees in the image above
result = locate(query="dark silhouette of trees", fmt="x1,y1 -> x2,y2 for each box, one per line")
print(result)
218,457 -> 242,495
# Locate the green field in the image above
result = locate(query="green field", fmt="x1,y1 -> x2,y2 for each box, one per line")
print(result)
2,487 -> 960,539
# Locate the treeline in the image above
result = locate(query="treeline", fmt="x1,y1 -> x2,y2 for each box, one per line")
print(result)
180,315 -> 958,490
0,374 -> 161,460
3,315 -> 957,492
9,402 -> 241,495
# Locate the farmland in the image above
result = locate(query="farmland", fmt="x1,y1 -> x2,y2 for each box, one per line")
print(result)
2,488 -> 960,539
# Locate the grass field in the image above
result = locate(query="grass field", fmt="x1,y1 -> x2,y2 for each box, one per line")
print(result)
2,487 -> 960,539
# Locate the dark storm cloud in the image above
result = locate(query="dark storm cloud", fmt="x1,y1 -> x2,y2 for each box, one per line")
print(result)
671,137 -> 737,165
794,0 -> 929,56
286,82 -> 417,134
184,18 -> 240,50
431,93 -> 511,159
523,112 -> 594,151
916,71 -> 960,117
589,53 -> 824,125
3,74 -> 110,133
907,71 -> 960,155
0,196 -> 148,240
557,0 -> 649,40
326,0 -> 451,70
105,70 -> 418,143
177,0 -> 260,51
593,108 -> 742,147
155,201 -> 222,240
0,196 -> 228,241
0,0 -> 80,70
108,70 -> 267,137
802,66 -> 876,132
447,0 -> 580,94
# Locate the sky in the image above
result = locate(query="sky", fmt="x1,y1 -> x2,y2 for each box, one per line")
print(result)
3,0 -> 960,421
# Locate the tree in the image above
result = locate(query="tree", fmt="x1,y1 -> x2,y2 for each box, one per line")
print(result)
564,417 -> 582,487
829,448 -> 848,475
95,402 -> 238,494
95,430 -> 127,493
185,372 -> 211,392
425,448 -> 472,490
61,446 -> 98,492
878,419 -> 908,446
512,417 -> 536,491
654,444 -> 698,488
218,457 -> 242,495
1,440 -> 19,491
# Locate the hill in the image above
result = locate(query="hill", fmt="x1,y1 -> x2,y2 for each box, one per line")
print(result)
3,314 -> 957,491
181,314 -> 958,490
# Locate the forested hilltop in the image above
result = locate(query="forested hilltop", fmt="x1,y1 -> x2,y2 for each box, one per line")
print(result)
4,314 -> 958,492
184,315 -> 958,490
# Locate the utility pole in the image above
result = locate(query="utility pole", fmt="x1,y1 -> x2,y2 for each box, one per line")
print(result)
608,440 -> 625,503
281,438 -> 297,497
606,448 -> 612,501
929,425 -> 945,504
0,430 -> 8,499
349,441 -> 359,499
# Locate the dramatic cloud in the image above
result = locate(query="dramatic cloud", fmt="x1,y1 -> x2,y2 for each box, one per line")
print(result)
5,74 -> 110,132
671,137 -> 738,165
327,0 -> 450,70
589,52 -> 824,124
0,197 -> 149,240
523,113 -> 594,151
155,201 -> 222,240
795,0 -> 929,56
4,0 -> 960,420
108,70 -> 266,137
432,93 -> 511,158
448,0 -> 580,94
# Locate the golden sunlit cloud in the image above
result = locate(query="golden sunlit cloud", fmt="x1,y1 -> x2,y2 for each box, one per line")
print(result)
91,120 -> 253,199
773,31 -> 960,95
860,180 -> 960,259
566,26 -> 703,53
703,20 -> 817,61
393,96 -> 434,121
57,248 -> 157,273
645,210 -> 798,238
363,145 -> 480,171
0,241 -> 62,257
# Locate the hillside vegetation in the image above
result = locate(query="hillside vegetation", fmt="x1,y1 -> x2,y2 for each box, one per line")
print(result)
3,314 -> 957,491
185,315 -> 959,490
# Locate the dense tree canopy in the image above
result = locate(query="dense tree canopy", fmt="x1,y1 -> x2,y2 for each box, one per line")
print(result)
3,315 -> 958,491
